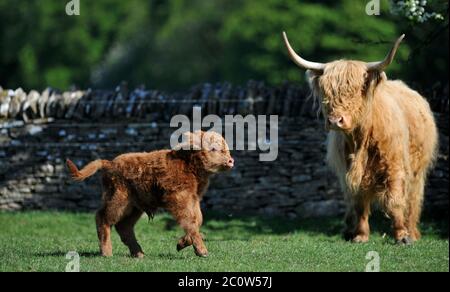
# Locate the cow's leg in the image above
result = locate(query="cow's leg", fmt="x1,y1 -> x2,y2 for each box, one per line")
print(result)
342,205 -> 356,241
385,178 -> 411,244
352,196 -> 371,243
406,175 -> 425,242
388,207 -> 411,244
342,190 -> 357,241
115,208 -> 145,258
168,196 -> 208,257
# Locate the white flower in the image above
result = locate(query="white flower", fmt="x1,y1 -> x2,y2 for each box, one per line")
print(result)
390,0 -> 444,23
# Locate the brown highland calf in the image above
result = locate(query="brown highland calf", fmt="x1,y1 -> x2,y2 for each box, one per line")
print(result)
283,32 -> 438,244
67,131 -> 234,257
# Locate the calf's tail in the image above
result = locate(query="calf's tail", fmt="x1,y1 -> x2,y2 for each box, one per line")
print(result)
66,159 -> 110,181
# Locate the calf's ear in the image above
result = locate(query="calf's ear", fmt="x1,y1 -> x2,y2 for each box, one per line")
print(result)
188,131 -> 203,150
174,131 -> 203,151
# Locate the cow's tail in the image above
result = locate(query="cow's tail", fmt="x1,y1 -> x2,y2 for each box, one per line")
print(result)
66,159 -> 110,181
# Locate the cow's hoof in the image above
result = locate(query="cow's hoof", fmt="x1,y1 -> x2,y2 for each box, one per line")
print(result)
132,252 -> 145,259
396,236 -> 413,245
343,230 -> 354,241
352,235 -> 369,243
410,229 -> 421,242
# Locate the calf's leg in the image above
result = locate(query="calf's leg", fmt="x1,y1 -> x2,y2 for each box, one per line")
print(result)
168,196 -> 208,257
96,208 -> 113,257
95,187 -> 132,257
115,208 -> 145,258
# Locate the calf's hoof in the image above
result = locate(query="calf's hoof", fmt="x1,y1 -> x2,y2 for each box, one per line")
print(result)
177,243 -> 187,252
177,236 -> 193,252
396,236 -> 413,245
195,251 -> 209,258
194,247 -> 209,258
352,235 -> 369,243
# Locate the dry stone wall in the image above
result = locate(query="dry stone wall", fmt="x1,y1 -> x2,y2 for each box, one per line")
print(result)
0,82 -> 448,218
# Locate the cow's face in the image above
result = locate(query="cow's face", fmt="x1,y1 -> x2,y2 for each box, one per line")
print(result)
309,61 -> 370,132
282,32 -> 404,133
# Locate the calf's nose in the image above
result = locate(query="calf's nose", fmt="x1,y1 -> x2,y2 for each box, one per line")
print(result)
227,158 -> 234,168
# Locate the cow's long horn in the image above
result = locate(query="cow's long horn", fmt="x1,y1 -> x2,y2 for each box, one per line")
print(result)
282,31 -> 325,72
366,34 -> 405,71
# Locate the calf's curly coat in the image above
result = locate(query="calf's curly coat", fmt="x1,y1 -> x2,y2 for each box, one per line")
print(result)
283,32 -> 438,244
67,131 -> 234,258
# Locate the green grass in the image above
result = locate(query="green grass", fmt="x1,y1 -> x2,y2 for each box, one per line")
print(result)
0,211 -> 448,272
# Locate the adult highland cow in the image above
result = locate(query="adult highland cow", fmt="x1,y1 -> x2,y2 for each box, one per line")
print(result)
283,32 -> 438,244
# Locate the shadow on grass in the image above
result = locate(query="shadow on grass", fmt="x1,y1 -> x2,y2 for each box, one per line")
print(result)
30,211 -> 447,261
35,250 -> 192,260
163,211 -> 449,241
157,253 -> 187,260
419,217 -> 449,239
34,251 -> 99,258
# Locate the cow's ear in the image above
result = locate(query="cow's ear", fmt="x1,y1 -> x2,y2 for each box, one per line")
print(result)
306,69 -> 322,101
306,69 -> 322,90
306,69 -> 321,83
363,70 -> 385,99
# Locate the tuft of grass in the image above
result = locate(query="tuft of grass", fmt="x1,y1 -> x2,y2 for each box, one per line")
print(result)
0,211 -> 448,272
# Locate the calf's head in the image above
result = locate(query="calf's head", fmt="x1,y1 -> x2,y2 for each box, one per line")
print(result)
175,131 -> 234,173
283,32 -> 404,132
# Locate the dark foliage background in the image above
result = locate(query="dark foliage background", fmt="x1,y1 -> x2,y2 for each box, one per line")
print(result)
0,0 -> 448,93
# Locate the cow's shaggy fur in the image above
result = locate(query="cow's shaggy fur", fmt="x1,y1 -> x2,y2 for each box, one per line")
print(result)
308,61 -> 438,244
66,131 -> 234,258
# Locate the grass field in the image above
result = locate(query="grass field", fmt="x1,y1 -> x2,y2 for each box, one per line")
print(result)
0,211 -> 448,272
